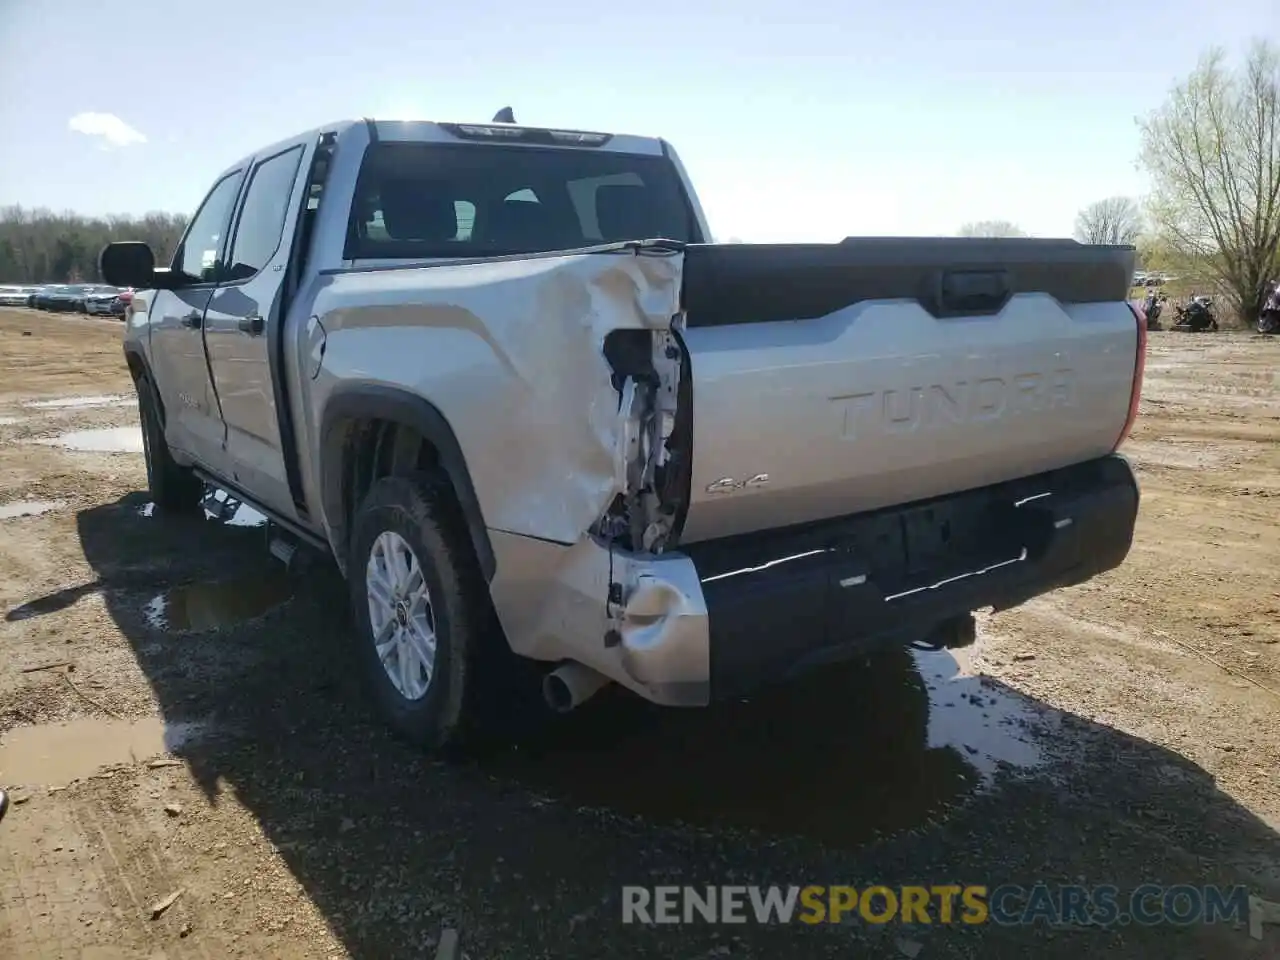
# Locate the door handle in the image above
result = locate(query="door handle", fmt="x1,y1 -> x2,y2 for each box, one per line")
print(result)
180,312 -> 202,329
238,314 -> 264,335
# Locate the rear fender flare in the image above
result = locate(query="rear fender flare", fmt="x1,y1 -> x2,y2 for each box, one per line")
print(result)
319,384 -> 496,581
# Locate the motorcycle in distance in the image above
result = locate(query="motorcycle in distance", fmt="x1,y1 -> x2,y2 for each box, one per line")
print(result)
1142,292 -> 1165,330
1173,295 -> 1219,333
1259,283 -> 1280,335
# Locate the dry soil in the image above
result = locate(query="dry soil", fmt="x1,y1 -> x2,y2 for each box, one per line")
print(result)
0,308 -> 1278,959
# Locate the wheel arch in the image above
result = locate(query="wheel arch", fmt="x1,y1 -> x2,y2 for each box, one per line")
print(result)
123,344 -> 163,424
319,384 -> 496,583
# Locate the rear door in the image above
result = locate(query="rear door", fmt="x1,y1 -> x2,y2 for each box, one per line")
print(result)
147,168 -> 245,467
201,139 -> 310,519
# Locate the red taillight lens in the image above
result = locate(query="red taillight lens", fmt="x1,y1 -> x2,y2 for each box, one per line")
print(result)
1115,302 -> 1147,450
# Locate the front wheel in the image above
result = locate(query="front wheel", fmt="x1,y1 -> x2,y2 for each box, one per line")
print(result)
347,471 -> 524,753
136,376 -> 203,512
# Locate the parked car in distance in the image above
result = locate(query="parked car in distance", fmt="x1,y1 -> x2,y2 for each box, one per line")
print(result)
32,285 -> 67,310
44,285 -> 82,312
76,284 -> 115,312
85,286 -> 129,317
0,285 -> 37,307
49,284 -> 98,312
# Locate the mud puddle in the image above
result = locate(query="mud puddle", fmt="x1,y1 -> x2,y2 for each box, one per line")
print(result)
22,394 -> 135,410
484,646 -> 1048,846
146,571 -> 293,632
913,646 -> 1047,775
0,716 -> 210,787
0,499 -> 66,520
32,426 -> 143,453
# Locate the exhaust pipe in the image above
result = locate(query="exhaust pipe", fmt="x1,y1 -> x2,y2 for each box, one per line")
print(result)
912,612 -> 978,652
542,661 -> 611,713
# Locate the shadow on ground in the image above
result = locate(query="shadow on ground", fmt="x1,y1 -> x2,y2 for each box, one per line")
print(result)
35,491 -> 1280,957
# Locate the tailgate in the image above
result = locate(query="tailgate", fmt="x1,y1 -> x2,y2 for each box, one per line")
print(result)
674,239 -> 1140,544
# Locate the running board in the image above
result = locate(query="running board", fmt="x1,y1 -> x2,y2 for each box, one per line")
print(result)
192,468 -> 331,554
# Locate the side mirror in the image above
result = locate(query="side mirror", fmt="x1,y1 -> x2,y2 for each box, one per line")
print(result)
100,241 -> 159,289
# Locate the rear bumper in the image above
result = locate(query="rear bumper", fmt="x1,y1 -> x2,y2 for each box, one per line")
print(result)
690,454 -> 1138,699
604,454 -> 1138,704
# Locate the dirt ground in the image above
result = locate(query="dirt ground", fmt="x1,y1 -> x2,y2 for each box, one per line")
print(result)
0,307 -> 1278,960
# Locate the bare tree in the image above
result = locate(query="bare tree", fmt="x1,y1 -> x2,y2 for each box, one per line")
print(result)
0,206 -> 188,283
1075,197 -> 1144,245
957,220 -> 1028,238
1139,39 -> 1280,323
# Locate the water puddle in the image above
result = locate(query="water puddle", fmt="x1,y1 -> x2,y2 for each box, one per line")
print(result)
23,394 -> 135,410
33,426 -> 143,453
0,499 -> 66,520
146,571 -> 293,632
136,489 -> 269,528
201,488 -> 267,527
483,643 -> 1057,847
913,647 -> 1046,776
0,716 -> 209,787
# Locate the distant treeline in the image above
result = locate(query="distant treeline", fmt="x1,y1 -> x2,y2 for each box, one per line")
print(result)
0,206 -> 188,284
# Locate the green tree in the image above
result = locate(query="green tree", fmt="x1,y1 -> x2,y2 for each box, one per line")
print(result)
1139,39 -> 1280,323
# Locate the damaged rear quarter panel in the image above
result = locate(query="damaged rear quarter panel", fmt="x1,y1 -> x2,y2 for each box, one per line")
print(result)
304,247 -> 685,547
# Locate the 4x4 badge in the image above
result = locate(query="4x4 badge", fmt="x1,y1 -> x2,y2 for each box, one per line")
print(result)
705,474 -> 769,494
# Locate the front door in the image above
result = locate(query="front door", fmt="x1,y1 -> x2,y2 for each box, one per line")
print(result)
147,169 -> 244,467
202,141 -> 309,520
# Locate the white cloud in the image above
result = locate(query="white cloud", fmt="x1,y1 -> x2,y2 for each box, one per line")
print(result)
67,112 -> 147,149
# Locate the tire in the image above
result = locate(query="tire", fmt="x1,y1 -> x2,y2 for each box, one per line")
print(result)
136,375 -> 203,513
347,471 -> 530,754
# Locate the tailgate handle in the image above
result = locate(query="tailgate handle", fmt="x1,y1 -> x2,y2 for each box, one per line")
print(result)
935,269 -> 1011,317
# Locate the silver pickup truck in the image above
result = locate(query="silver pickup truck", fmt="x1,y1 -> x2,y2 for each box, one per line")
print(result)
101,113 -> 1145,751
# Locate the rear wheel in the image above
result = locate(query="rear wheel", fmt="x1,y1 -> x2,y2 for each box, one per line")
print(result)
347,471 -> 534,753
136,375 -> 203,513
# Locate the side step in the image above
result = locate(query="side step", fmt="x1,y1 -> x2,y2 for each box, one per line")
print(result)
268,533 -> 298,568
264,523 -> 325,574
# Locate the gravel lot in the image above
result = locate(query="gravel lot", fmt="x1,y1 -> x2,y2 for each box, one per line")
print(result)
0,308 -> 1278,959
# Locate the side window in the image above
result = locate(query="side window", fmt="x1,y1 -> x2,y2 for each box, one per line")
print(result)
224,146 -> 305,282
177,172 -> 245,282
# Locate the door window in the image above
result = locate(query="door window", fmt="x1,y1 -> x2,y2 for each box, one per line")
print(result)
177,172 -> 245,282
224,146 -> 305,282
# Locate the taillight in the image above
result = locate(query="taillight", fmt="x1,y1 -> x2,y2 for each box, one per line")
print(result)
1115,302 -> 1147,450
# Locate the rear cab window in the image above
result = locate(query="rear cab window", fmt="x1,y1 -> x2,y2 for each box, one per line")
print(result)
345,141 -> 698,260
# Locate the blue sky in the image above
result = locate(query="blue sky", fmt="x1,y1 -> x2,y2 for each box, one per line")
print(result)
0,0 -> 1271,240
